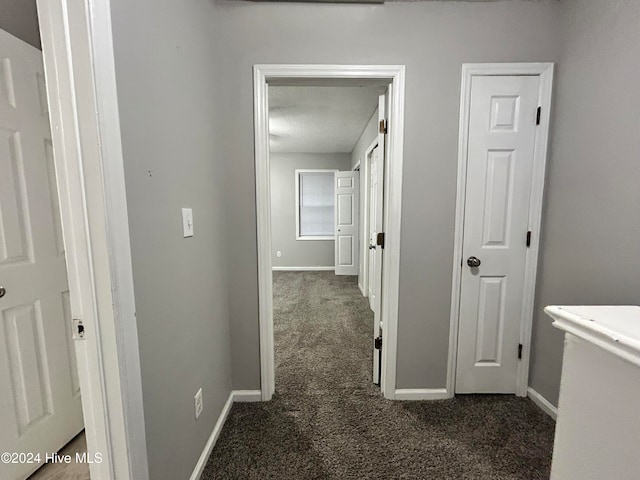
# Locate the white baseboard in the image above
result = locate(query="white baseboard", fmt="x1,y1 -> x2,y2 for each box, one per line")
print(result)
189,391 -> 234,480
358,282 -> 366,297
394,388 -> 449,401
272,266 -> 335,271
232,390 -> 262,402
527,387 -> 558,420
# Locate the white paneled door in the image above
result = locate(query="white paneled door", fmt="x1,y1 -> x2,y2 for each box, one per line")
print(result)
0,29 -> 83,479
455,75 -> 540,394
334,171 -> 359,276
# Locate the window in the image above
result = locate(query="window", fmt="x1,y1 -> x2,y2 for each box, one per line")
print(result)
295,170 -> 336,240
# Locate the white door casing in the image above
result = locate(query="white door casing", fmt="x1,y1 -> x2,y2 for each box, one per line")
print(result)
334,171 -> 359,276
371,93 -> 387,385
0,28 -> 83,479
37,0 -> 150,477
455,74 -> 540,394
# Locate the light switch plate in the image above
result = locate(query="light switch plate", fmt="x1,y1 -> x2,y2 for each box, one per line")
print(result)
182,208 -> 193,237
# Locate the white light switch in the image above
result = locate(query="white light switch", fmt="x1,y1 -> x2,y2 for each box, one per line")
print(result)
276,251 -> 282,258
182,208 -> 194,237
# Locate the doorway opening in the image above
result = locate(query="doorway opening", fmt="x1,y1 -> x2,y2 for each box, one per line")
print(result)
254,65 -> 406,401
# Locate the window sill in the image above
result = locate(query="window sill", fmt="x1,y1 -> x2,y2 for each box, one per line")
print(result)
296,236 -> 335,241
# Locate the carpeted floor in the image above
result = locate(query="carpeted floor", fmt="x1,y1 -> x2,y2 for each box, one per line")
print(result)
203,271 -> 555,479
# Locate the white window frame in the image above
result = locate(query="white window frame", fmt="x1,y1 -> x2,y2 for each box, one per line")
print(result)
294,169 -> 338,241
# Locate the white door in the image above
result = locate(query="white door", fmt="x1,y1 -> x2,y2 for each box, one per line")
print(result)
455,75 -> 540,393
371,93 -> 386,385
367,146 -> 380,311
334,171 -> 359,276
0,29 -> 83,479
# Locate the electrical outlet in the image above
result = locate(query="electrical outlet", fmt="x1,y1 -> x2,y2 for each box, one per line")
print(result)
276,251 -> 282,258
194,388 -> 203,420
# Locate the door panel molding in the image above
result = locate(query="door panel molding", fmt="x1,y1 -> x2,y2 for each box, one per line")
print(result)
253,65 -> 406,400
448,63 -> 554,398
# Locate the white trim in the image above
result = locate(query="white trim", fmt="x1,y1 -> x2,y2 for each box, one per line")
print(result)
254,65 -> 406,400
546,306 -> 640,368
527,387 -> 558,420
394,388 -> 449,401
296,237 -> 334,241
295,168 -> 338,241
272,266 -> 335,271
232,390 -> 263,402
188,392 -> 234,480
37,0 -> 149,478
352,160 -> 361,171
447,63 -> 554,398
358,282 -> 366,297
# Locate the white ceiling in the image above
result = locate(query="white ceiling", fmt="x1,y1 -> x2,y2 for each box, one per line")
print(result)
269,86 -> 380,153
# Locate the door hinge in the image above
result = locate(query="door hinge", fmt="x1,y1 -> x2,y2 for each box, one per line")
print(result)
374,336 -> 383,350
379,119 -> 388,134
518,343 -> 523,360
376,232 -> 385,249
526,230 -> 532,248
536,106 -> 541,125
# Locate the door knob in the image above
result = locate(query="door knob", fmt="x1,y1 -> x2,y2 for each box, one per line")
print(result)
369,244 -> 376,250
466,256 -> 481,268
0,286 -> 5,298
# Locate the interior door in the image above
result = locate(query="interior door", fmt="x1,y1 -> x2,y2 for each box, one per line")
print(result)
455,74 -> 540,394
367,146 -> 379,311
0,29 -> 83,479
334,171 -> 359,275
371,92 -> 386,385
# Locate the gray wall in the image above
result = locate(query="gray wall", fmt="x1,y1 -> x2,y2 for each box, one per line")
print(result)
528,0 -> 640,406
0,0 -> 40,49
271,153 -> 351,268
109,0 -> 232,478
351,109 -> 378,287
213,0 -> 563,391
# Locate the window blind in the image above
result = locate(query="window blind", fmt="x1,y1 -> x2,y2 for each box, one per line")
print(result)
298,171 -> 335,237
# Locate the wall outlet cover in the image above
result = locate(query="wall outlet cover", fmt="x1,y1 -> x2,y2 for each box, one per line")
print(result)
182,208 -> 194,237
194,388 -> 203,420
276,251 -> 282,258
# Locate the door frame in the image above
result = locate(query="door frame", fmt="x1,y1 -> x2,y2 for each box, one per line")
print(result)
253,65 -> 406,400
447,63 -> 554,398
37,0 -> 149,478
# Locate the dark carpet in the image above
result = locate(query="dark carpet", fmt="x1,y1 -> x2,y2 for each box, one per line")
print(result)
203,271 -> 555,479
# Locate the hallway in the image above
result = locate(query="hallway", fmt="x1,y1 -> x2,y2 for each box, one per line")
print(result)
203,272 -> 555,479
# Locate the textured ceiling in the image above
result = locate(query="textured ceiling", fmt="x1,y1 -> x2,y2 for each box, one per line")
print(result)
269,86 -> 380,153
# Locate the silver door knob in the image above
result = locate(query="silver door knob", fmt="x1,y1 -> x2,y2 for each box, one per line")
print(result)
0,286 -> 5,298
467,256 -> 481,268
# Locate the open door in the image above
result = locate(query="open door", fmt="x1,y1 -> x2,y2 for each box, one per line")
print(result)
334,171 -> 359,275
371,92 -> 387,386
0,28 -> 83,479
